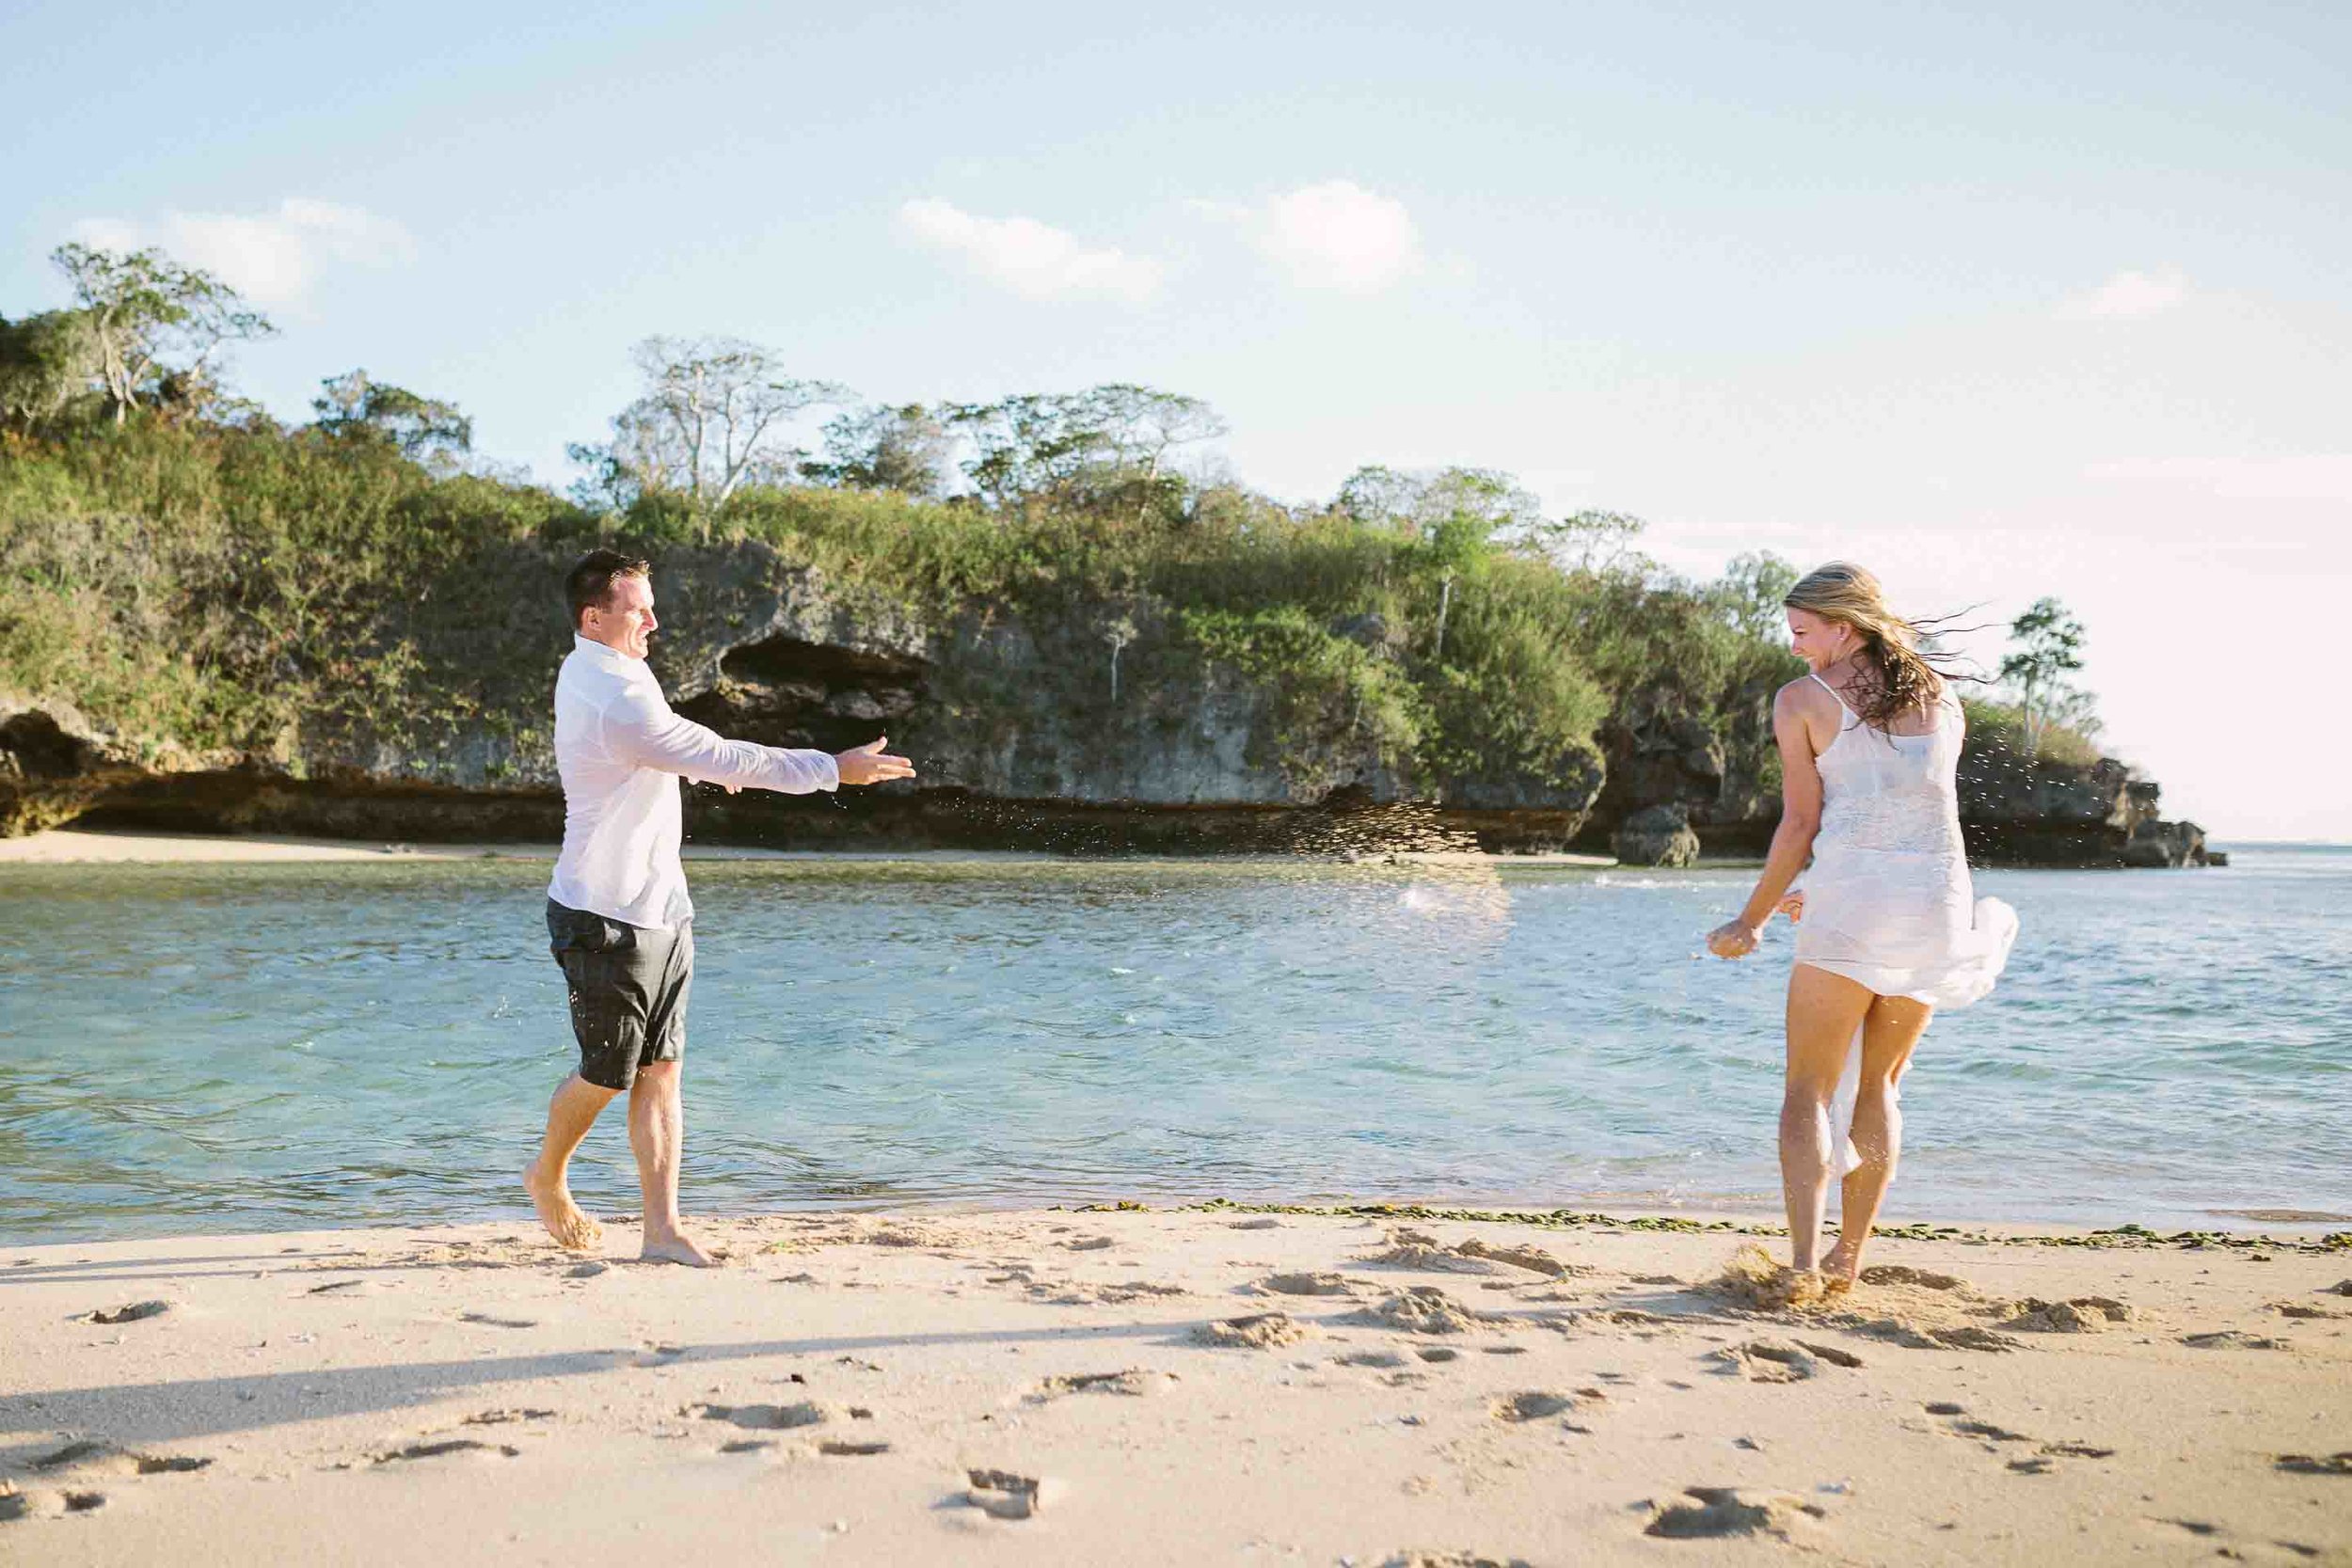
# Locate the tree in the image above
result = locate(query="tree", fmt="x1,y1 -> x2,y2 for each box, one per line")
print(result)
1333,467 -> 1543,658
0,309 -> 105,432
945,384 -> 1225,511
806,403 -> 953,496
569,337 -> 849,513
311,370 -> 473,467
1711,551 -> 1801,641
1103,614 -> 1138,705
1998,596 -> 2090,755
50,244 -> 273,423
1514,509 -> 1648,575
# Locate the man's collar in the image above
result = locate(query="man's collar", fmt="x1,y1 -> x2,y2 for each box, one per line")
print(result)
573,633 -> 644,669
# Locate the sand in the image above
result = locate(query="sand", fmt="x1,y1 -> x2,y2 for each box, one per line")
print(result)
4,1207 -> 2346,1565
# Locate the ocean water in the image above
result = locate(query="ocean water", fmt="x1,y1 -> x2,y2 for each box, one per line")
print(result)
1,847 -> 2345,1242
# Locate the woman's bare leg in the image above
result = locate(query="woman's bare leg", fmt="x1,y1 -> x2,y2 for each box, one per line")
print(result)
1782,964 -> 1876,1272
1822,995 -> 1933,1283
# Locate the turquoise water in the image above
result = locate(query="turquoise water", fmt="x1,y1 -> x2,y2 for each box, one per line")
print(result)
1,847 -> 2345,1241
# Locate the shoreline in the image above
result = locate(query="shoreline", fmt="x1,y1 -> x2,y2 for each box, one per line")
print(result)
5,1203 -> 2345,1563
20,1197 -> 2352,1253
0,826 -> 1620,868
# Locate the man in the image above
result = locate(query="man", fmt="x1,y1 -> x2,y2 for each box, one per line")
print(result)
522,549 -> 914,1264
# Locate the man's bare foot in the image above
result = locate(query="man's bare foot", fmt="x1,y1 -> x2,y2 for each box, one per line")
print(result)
523,1159 -> 603,1253
640,1229 -> 720,1268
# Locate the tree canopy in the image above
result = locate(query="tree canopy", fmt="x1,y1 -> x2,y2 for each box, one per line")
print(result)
51,243 -> 273,424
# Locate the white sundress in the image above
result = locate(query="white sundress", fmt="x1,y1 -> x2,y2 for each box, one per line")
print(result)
1792,673 -> 2019,1171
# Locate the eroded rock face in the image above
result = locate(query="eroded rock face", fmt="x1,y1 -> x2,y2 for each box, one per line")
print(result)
0,545 -> 1598,852
0,541 -> 2198,863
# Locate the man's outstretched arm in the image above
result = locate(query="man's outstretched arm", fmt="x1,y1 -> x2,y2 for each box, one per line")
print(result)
604,690 -> 915,791
605,689 -> 840,793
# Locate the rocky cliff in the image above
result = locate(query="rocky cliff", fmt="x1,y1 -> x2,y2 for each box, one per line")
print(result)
0,539 -> 2205,864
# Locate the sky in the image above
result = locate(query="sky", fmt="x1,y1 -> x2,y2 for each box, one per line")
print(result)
5,0 -> 2347,840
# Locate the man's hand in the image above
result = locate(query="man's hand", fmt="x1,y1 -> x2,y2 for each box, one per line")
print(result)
836,736 -> 916,787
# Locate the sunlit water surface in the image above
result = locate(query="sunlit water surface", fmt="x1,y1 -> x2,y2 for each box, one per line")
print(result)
2,846 -> 2345,1241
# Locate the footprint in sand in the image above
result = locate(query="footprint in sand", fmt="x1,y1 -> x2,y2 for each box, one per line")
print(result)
1359,1231 -> 1571,1280
1934,1412 -> 2115,1465
1847,1319 -> 2020,1353
30,1440 -> 212,1477
458,1312 -> 538,1329
85,1300 -> 170,1324
2183,1331 -> 2289,1351
1375,1553 -> 1534,1567
370,1439 -> 518,1464
1711,1338 -> 1865,1382
1035,1370 -> 1179,1399
1,1487 -> 108,1521
1489,1390 -> 1579,1423
1064,1236 -> 1116,1252
818,1439 -> 892,1457
1253,1272 -> 1359,1297
1192,1311 -> 1309,1349
1351,1287 -> 1488,1336
1860,1265 -> 1967,1291
461,1409 -> 555,1427
306,1279 -> 370,1296
1227,1217 -> 1282,1230
2275,1452 -> 2352,1476
1334,1350 -> 1410,1369
1710,1340 -> 1819,1382
2003,1297 -> 2134,1333
963,1468 -> 1051,1520
1644,1486 -> 1826,1540
692,1400 -> 837,1430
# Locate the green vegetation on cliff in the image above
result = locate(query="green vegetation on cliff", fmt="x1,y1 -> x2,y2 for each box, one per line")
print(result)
0,245 -> 2102,828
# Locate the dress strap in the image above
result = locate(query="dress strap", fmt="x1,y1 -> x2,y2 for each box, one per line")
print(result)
1807,672 -> 1856,717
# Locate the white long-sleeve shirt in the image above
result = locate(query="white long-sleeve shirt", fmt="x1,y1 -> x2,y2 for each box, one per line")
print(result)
548,634 -> 839,928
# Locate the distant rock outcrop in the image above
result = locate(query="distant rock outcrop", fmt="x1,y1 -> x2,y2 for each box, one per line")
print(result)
1613,803 -> 1702,868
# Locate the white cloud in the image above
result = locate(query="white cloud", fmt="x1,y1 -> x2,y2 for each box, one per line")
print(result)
71,198 -> 416,308
2085,454 -> 2352,502
1235,180 -> 1422,294
2058,269 -> 2190,320
897,199 -> 1162,302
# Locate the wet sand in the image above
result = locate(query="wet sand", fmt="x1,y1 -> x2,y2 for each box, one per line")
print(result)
4,1206 -> 2345,1564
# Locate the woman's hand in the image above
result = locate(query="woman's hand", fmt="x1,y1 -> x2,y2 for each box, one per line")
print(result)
1707,920 -> 1763,959
1776,890 -> 1804,923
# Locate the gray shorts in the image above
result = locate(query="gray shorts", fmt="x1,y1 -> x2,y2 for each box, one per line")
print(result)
546,899 -> 693,1091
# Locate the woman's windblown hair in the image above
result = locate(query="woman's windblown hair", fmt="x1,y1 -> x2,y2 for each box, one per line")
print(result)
1783,562 -> 1970,732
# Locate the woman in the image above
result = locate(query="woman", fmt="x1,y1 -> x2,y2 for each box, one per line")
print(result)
1707,562 -> 2017,1290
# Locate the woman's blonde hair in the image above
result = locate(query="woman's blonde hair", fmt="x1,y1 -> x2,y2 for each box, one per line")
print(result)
1783,562 -> 1950,730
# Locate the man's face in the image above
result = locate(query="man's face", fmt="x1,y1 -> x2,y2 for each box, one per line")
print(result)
583,573 -> 658,660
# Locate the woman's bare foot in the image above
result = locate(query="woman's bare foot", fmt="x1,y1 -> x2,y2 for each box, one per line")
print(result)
1820,1239 -> 1863,1291
640,1228 -> 719,1268
523,1159 -> 603,1253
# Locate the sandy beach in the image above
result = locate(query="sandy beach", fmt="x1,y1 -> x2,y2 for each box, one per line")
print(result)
3,1205 -> 2345,1565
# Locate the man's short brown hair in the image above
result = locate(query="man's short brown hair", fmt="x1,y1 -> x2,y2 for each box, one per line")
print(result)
564,549 -> 651,628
